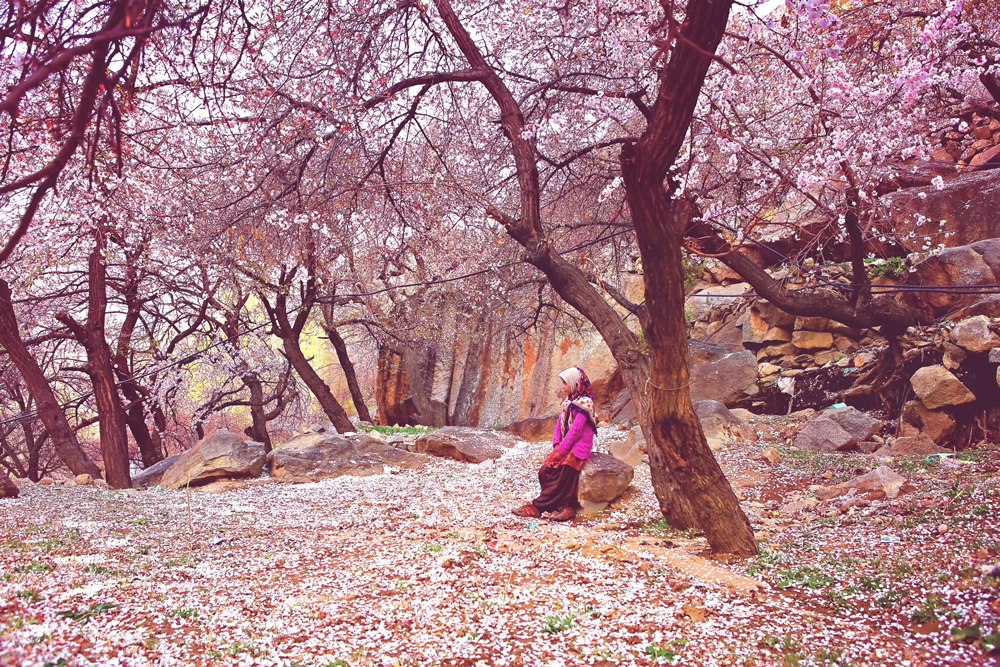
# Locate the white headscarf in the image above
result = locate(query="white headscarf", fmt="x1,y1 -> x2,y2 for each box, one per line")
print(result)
558,367 -> 582,395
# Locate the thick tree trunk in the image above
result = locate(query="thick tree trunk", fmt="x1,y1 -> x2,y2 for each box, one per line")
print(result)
56,238 -> 132,489
1,468 -> 18,498
622,158 -> 757,556
326,326 -> 373,423
281,335 -> 354,433
0,279 -> 102,479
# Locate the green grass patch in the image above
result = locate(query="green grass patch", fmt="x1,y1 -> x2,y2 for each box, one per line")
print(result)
541,613 -> 576,633
55,602 -> 118,623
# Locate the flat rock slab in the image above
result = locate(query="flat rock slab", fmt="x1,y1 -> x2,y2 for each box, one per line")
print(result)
793,418 -> 857,452
623,538 -> 765,595
875,434 -> 948,457
501,415 -> 556,442
414,427 -> 517,463
822,406 -> 881,442
814,465 -> 906,501
132,454 -> 181,489
269,433 -> 422,483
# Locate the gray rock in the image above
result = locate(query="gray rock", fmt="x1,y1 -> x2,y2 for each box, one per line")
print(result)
910,365 -> 976,409
814,465 -> 906,501
950,315 -> 1000,353
822,406 -> 882,442
268,433 -> 408,483
874,434 -> 947,457
578,452 -> 634,510
793,418 -> 857,452
694,400 -> 757,450
990,348 -> 1000,364
161,430 -> 266,490
609,426 -> 644,467
899,400 -> 956,443
132,454 -> 181,489
689,340 -> 759,405
414,426 -> 516,463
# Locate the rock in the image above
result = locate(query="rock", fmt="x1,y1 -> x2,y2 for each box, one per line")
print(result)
609,426 -> 644,467
950,315 -> 1000,353
814,465 -> 906,501
875,434 -> 947,457
1,471 -> 19,498
38,477 -> 55,486
780,497 -> 818,515
730,408 -> 755,421
758,362 -> 781,376
688,340 -> 759,404
131,454 -> 182,488
884,170 -> 1000,253
753,300 -> 796,329
694,400 -> 757,450
74,474 -> 94,486
578,452 -> 634,510
942,342 -> 967,370
971,144 -> 1000,168
910,365 -> 976,409
990,348 -> 1000,364
685,282 -> 750,323
160,430 -> 266,490
857,441 -> 881,454
760,447 -> 781,464
904,244 -> 997,317
900,401 -> 956,443
268,433 -> 404,482
414,427 -> 516,463
822,406 -> 882,442
793,418 -> 857,452
791,331 -> 834,350
794,316 -> 830,332
355,438 -> 425,470
501,415 -> 556,442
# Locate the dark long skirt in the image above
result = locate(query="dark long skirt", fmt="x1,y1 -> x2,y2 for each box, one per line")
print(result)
532,464 -> 581,513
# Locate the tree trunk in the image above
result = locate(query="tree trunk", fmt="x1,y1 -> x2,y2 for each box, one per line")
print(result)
0,279 -> 102,479
622,149 -> 758,557
56,237 -> 132,489
281,335 -> 354,433
244,373 -> 272,451
325,326 -> 373,423
1,468 -> 18,498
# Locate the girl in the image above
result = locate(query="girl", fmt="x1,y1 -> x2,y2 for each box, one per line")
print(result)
513,366 -> 598,522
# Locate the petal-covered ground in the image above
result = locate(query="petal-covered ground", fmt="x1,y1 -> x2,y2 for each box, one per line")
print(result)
1,419 -> 998,666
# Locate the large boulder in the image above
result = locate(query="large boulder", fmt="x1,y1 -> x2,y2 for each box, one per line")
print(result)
268,433 -> 423,483
883,171 -> 1000,254
578,452 -> 634,510
688,340 -> 759,405
132,454 -> 181,489
694,400 -> 757,450
501,415 -> 556,442
160,430 -> 266,490
1,470 -> 19,499
822,406 -> 882,443
793,418 -> 857,452
414,427 -> 516,463
904,240 -> 1000,317
910,365 -> 976,410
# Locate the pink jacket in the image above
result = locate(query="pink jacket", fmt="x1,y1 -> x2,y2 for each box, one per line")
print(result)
552,405 -> 595,460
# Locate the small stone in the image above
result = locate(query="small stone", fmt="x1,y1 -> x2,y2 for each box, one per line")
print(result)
760,447 -> 781,465
74,474 -> 94,486
38,477 -> 55,485
93,479 -> 108,488
822,470 -> 834,479
937,524 -> 949,535
989,348 -> 1000,364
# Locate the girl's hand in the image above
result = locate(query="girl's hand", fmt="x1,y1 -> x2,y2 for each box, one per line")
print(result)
542,449 -> 564,468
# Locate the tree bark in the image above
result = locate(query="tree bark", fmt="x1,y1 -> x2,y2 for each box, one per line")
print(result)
324,325 -> 373,423
623,154 -> 757,556
244,373 -> 272,450
56,234 -> 132,489
0,279 -> 102,479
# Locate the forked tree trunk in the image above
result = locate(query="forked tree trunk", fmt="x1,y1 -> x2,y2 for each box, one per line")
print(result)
244,373 -> 272,450
56,236 -> 132,489
280,335 -> 354,434
622,151 -> 757,557
0,279 -> 102,479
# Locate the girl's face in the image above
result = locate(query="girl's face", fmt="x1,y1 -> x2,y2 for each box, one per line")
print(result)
561,379 -> 571,396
